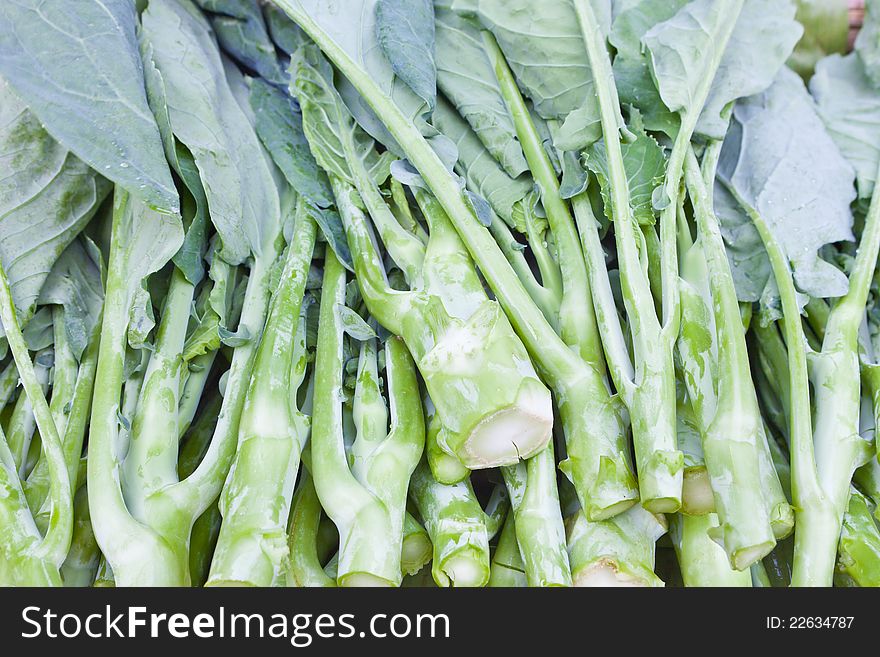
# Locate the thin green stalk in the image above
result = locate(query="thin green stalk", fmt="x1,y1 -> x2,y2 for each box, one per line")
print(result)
123,267 -> 195,522
729,191 -> 830,585
0,359 -> 17,410
6,349 -> 50,475
61,483 -> 100,587
27,332 -> 99,531
177,351 -> 217,438
483,32 -> 601,368
0,249 -> 70,573
287,470 -> 336,587
346,146 -> 425,286
488,216 -> 561,325
572,0 -> 682,511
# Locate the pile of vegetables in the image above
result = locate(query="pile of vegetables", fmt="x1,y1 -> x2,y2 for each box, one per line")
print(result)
0,0 -> 878,588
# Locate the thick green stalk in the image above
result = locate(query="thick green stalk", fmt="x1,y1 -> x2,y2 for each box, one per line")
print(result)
670,513 -> 752,587
87,191 -> 184,586
573,0 -> 681,512
501,442 -> 572,586
335,171 -> 552,469
410,461 -> 490,587
208,209 -> 316,586
277,0 -> 637,518
565,504 -> 666,587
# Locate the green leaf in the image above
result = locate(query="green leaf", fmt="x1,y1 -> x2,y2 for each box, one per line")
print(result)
291,0 -> 435,152
307,204 -> 354,273
811,53 -> 880,199
716,68 -> 855,304
432,97 -> 532,230
788,0 -> 849,80
433,4 -> 527,177
461,0 -> 612,151
585,115 -> 667,226
264,3 -> 309,55
376,0 -> 437,112
0,0 -> 178,213
856,0 -> 880,89
250,78 -> 334,208
38,238 -> 104,362
609,0 -> 689,136
292,43 -> 395,188
22,307 -> 54,352
194,0 -> 286,86
218,325 -> 253,348
0,79 -> 110,334
337,305 -> 378,341
644,0 -> 803,140
141,0 -> 280,264
128,284 -> 156,350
